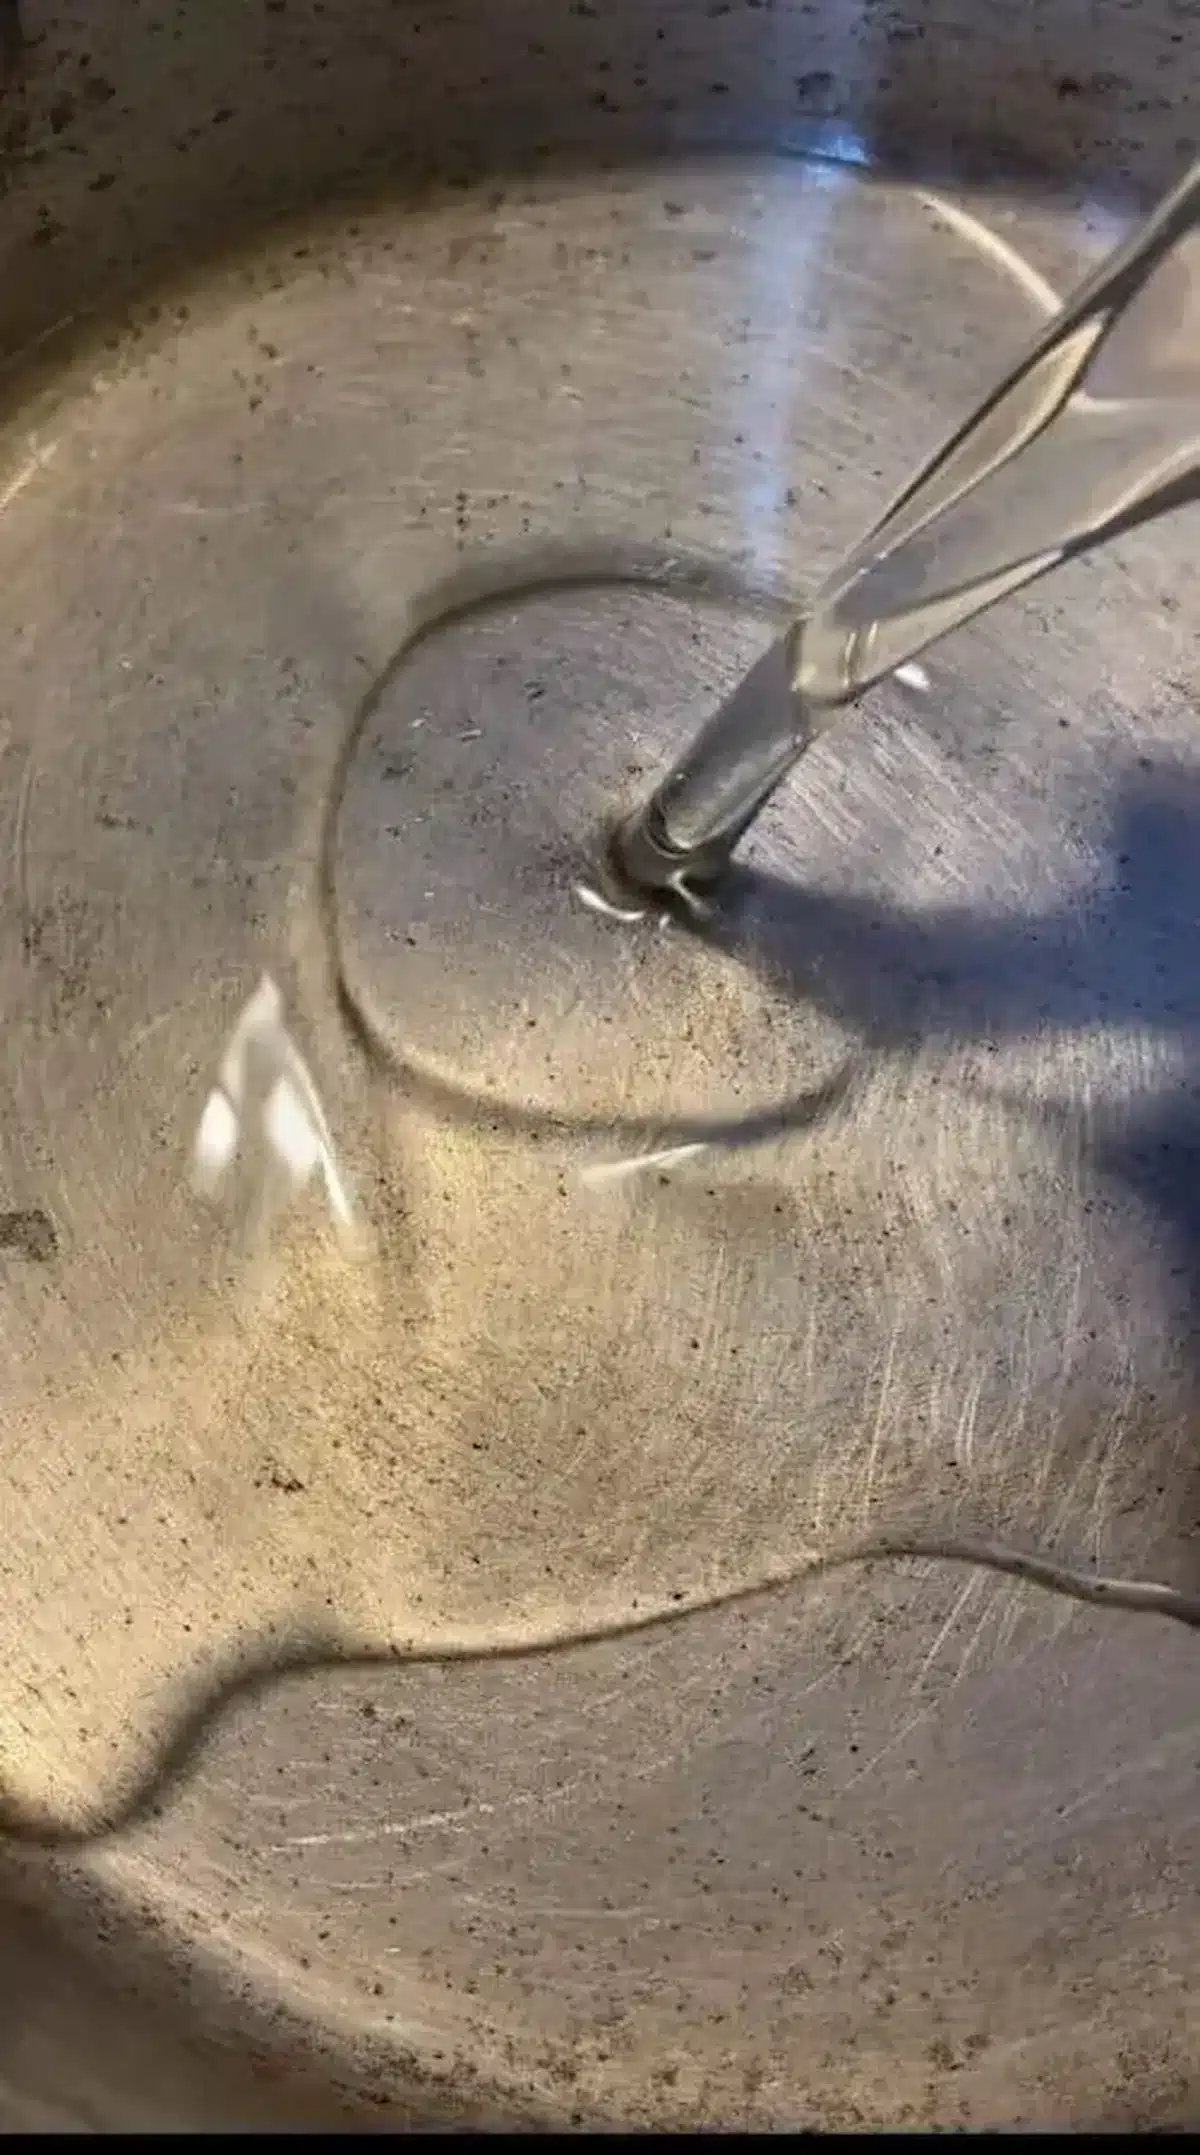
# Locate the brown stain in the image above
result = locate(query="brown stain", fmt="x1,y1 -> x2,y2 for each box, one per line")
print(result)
0,1208 -> 56,1262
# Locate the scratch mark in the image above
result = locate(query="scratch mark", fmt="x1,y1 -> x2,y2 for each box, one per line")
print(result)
1047,1726 -> 1199,1831
912,1567 -> 986,1695
945,1570 -> 1002,1696
11,749 -> 32,927
838,1701 -> 936,1795
0,438 -> 58,517
952,1368 -> 984,1476
268,1798 -> 498,1853
861,1312 -> 901,1520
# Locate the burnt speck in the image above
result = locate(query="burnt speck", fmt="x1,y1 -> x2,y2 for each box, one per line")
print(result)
0,1208 -> 57,1262
258,1461 -> 306,1495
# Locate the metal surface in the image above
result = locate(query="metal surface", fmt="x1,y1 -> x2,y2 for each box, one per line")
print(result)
1,0 -> 1199,2131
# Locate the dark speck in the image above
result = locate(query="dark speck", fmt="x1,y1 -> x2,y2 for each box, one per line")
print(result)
0,1209 -> 57,1262
259,1462 -> 306,1495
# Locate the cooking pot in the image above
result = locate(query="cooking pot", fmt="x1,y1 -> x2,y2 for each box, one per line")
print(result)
0,0 -> 1197,2128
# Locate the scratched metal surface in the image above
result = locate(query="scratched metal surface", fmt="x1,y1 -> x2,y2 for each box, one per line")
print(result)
0,0 -> 1198,2131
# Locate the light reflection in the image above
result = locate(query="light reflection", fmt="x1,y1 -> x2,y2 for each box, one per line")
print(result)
729,132 -> 871,579
782,121 -> 874,172
192,973 -> 358,1253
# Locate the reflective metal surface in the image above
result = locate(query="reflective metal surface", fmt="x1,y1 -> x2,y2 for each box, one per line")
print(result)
1,0 -> 1198,2131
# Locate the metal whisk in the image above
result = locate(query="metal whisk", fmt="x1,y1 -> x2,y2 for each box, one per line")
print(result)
615,157 -> 1200,904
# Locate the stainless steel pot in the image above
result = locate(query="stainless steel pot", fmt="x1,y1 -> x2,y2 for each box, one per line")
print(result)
1,0 -> 1197,2128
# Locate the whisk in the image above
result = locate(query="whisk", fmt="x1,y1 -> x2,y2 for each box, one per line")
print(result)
615,157 -> 1200,903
